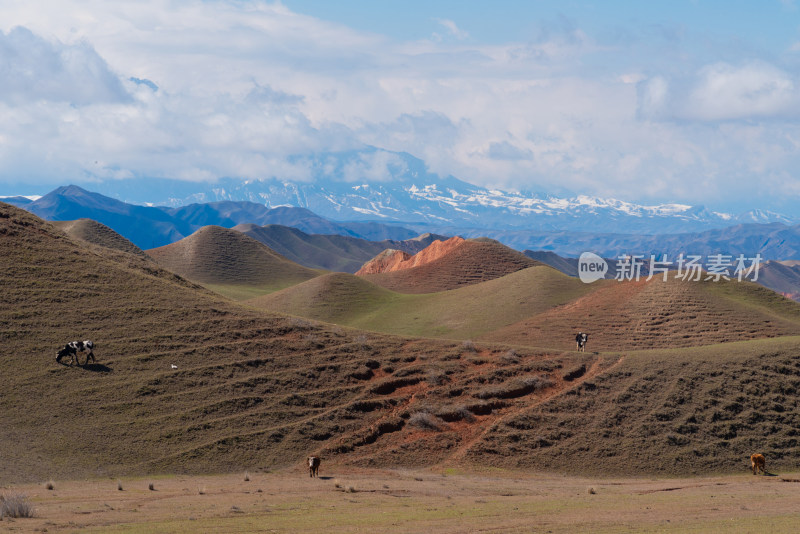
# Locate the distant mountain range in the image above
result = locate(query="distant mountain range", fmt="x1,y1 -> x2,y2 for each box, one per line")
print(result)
67,148 -> 795,235
3,185 -> 419,249
3,184 -> 800,261
450,221 -> 800,259
6,184 -> 798,299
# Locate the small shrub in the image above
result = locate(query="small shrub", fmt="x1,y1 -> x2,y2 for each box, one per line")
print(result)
198,486 -> 206,495
501,350 -> 520,364
45,480 -> 55,491
427,371 -> 448,386
1,493 -> 35,519
148,482 -> 155,491
346,485 -> 356,493
588,487 -> 596,495
475,376 -> 554,400
408,411 -> 443,431
289,317 -> 313,330
461,340 -> 478,353
244,472 -> 250,482
437,405 -> 475,423
117,480 -> 123,491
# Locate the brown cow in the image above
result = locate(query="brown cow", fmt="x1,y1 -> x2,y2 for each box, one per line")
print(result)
750,453 -> 765,475
308,456 -> 320,477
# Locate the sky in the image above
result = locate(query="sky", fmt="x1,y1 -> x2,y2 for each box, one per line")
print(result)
1,0 -> 800,215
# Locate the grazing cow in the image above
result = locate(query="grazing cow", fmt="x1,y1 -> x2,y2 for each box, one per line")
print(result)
55,340 -> 95,366
308,456 -> 320,477
80,340 -> 95,365
56,341 -> 80,365
575,332 -> 588,352
751,453 -> 766,475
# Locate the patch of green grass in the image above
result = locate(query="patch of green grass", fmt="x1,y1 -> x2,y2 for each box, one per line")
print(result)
250,266 -> 592,340
202,282 -> 299,301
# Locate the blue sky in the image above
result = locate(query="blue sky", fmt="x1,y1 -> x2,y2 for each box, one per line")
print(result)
1,1 -> 800,216
286,0 -> 797,51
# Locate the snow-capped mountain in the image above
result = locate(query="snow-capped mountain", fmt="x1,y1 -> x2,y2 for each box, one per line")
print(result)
87,148 -> 794,235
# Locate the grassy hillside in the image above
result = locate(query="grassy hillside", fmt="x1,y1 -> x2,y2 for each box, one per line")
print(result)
472,337 -> 800,475
251,266 -> 594,340
5,201 -> 800,484
53,218 -> 147,257
146,225 -> 321,299
482,276 -> 800,351
360,238 -> 538,293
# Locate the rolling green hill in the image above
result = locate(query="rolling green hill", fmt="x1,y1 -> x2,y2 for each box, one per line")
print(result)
250,266 -> 594,340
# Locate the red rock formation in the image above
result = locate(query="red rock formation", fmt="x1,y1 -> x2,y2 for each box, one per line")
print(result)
355,249 -> 412,275
356,237 -> 465,275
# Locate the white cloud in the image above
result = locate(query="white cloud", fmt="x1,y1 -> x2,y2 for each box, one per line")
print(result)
637,62 -> 800,122
0,1 -> 798,214
0,27 -> 129,105
433,18 -> 469,41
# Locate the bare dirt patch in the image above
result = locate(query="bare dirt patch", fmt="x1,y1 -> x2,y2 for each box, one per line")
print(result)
4,468 -> 800,533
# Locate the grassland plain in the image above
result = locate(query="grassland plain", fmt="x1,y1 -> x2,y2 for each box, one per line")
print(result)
5,200 -> 800,495
5,470 -> 800,533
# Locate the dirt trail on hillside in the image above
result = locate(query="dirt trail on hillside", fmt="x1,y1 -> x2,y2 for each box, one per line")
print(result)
444,354 -> 625,466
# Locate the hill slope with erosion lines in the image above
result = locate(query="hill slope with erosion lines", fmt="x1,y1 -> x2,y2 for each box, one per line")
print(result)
53,218 -> 147,258
481,276 -> 800,351
359,238 -> 539,293
469,338 -> 800,475
4,201 -> 800,482
146,225 -> 321,295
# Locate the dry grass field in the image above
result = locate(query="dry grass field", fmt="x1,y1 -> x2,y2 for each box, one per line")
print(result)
4,469 -> 800,533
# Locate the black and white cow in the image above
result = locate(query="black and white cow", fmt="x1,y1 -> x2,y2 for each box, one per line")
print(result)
56,340 -> 95,366
575,332 -> 588,352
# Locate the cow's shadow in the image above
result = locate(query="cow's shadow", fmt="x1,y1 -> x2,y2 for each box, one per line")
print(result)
318,476 -> 334,480
82,363 -> 113,373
